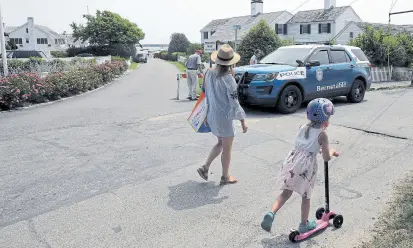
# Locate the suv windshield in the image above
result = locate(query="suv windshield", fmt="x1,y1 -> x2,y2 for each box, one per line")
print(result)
260,47 -> 312,66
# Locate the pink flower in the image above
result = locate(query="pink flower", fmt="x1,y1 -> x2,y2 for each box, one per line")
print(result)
15,89 -> 21,94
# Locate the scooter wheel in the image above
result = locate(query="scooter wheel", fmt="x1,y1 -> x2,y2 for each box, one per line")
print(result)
333,214 -> 344,228
315,207 -> 325,220
289,230 -> 300,243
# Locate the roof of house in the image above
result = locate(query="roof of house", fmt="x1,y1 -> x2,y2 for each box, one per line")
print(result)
202,11 -> 289,42
4,26 -> 17,34
287,6 -> 350,24
7,22 -> 64,39
354,22 -> 413,34
201,18 -> 231,32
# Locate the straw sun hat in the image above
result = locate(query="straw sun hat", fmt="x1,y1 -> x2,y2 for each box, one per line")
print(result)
211,44 -> 241,66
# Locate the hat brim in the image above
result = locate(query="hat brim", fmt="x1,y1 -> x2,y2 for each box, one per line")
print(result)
211,51 -> 241,66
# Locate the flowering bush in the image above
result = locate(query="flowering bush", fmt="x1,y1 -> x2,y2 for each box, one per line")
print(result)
0,60 -> 127,110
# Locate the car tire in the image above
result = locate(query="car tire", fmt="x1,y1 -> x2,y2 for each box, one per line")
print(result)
276,85 -> 303,114
347,79 -> 366,103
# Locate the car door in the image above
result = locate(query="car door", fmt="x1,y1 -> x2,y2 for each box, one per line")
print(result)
304,49 -> 335,99
329,49 -> 354,96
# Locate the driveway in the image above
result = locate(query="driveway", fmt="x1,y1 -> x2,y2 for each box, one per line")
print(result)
1,58 -> 412,248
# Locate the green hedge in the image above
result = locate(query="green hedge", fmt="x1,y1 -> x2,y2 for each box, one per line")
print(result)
0,60 -> 128,110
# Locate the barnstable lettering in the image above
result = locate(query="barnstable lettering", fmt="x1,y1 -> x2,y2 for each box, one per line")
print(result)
317,82 -> 347,91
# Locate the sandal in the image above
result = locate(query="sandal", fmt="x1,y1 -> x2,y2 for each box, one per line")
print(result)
197,165 -> 209,181
220,175 -> 238,185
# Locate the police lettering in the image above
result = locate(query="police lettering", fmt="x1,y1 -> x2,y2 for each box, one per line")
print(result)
278,70 -> 305,78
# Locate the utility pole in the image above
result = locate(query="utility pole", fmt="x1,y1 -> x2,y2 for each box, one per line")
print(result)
232,25 -> 241,52
0,4 -> 8,76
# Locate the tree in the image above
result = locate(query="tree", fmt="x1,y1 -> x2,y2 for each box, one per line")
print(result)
349,25 -> 412,67
168,33 -> 190,55
186,43 -> 203,55
237,20 -> 282,65
6,40 -> 18,50
70,10 -> 145,57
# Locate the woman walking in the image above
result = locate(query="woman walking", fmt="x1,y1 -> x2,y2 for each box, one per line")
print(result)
196,44 -> 248,185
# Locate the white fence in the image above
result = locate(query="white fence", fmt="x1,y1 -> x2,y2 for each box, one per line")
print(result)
372,66 -> 413,82
178,55 -> 187,63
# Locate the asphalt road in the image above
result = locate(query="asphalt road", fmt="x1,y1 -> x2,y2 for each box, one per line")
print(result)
1,58 -> 412,248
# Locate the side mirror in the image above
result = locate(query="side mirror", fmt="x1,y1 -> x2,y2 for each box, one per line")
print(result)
296,59 -> 304,66
306,60 -> 321,68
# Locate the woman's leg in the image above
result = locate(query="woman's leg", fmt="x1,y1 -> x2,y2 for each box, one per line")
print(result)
221,136 -> 235,179
204,137 -> 223,170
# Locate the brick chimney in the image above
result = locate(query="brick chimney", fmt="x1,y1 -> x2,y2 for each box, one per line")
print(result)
324,0 -> 336,9
27,17 -> 36,50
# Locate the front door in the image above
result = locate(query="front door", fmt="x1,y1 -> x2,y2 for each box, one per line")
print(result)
305,49 -> 335,99
328,49 -> 354,96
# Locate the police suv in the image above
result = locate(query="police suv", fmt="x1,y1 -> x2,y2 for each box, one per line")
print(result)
234,44 -> 372,114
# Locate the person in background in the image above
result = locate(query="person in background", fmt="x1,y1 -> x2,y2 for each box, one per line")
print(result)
185,50 -> 203,101
250,50 -> 261,65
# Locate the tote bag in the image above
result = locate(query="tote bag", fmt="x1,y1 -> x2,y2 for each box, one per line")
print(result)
187,71 -> 211,133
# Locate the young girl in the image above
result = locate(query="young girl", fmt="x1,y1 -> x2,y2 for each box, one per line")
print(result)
261,98 -> 339,233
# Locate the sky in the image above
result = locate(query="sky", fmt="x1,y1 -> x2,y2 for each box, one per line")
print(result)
2,0 -> 412,44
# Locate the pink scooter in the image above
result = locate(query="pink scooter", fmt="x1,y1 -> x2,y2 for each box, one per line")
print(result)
289,161 -> 344,242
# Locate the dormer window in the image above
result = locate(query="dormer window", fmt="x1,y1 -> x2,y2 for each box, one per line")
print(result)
203,32 -> 208,39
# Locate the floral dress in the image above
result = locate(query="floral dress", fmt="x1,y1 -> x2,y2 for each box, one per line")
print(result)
277,125 -> 322,199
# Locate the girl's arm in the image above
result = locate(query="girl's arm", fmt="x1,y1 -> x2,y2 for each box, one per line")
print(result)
319,131 -> 338,161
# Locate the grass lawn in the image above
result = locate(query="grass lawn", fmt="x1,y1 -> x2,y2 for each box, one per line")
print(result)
168,61 -> 186,72
360,171 -> 413,248
129,62 -> 140,70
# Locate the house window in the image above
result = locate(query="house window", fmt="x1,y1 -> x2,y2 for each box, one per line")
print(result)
55,39 -> 66,45
349,32 -> 354,39
275,24 -> 288,35
26,38 -> 29,43
203,32 -> 208,39
318,23 -> 331,34
9,38 -> 23,45
37,38 -> 48,44
300,24 -> 311,34
26,28 -> 28,33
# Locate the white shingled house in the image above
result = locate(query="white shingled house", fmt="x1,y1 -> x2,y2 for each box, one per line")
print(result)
200,0 -> 293,46
333,21 -> 413,45
5,17 -> 88,53
200,0 -> 363,47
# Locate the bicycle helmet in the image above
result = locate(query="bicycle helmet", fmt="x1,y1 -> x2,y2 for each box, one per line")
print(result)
306,98 -> 335,123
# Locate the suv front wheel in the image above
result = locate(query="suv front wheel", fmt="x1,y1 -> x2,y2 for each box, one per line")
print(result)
347,79 -> 366,103
276,85 -> 303,114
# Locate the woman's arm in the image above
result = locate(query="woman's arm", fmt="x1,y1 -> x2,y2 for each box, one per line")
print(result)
224,76 -> 246,121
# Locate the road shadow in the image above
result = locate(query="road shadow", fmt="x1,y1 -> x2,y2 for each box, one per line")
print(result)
167,180 -> 228,210
242,96 -> 367,119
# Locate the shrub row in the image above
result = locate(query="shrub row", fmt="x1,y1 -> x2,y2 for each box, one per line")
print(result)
0,60 -> 128,110
0,57 -> 95,76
